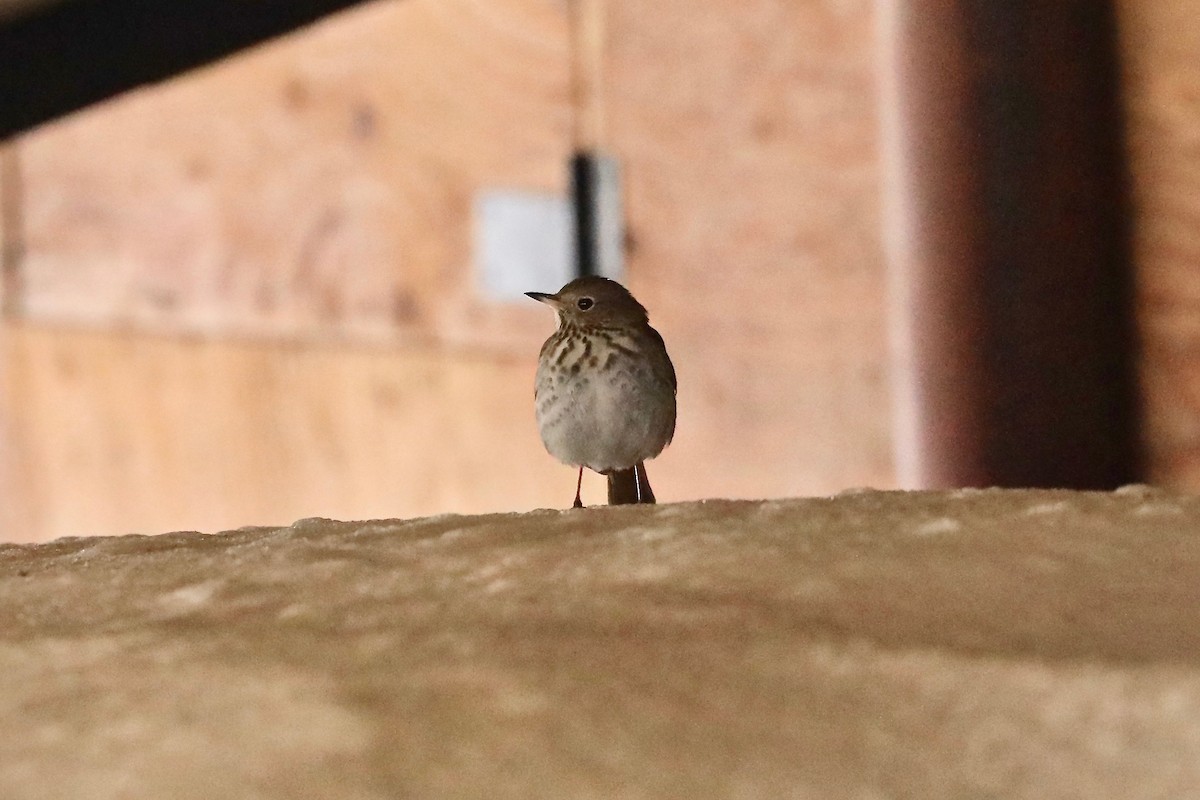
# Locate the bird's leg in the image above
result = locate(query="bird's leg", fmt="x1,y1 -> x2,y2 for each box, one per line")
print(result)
573,467 -> 584,509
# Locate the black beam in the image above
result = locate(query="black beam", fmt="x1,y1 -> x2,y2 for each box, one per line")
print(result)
886,0 -> 1140,489
0,0 -> 379,140
966,2 -> 1140,488
570,152 -> 600,278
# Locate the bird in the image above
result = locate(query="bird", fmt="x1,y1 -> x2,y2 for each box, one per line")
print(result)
526,276 -> 676,508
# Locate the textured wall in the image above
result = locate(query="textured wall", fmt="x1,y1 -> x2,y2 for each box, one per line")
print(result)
608,0 -> 892,499
0,323 -> 566,536
11,0 -> 568,349
0,0 -> 893,541
1118,0 -> 1200,489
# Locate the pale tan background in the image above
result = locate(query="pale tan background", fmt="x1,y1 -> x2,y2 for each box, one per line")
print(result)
2,0 -> 1193,542
0,0 -> 892,541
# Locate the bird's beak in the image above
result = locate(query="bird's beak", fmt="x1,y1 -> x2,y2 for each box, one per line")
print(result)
525,291 -> 558,307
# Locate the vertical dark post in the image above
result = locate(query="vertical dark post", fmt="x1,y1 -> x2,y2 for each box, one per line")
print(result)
882,0 -> 1140,488
570,151 -> 622,280
571,152 -> 599,277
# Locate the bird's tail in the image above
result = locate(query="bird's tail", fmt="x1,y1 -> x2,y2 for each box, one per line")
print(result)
607,461 -> 656,505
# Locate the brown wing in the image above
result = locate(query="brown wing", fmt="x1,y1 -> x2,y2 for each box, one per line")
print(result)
646,324 -> 677,393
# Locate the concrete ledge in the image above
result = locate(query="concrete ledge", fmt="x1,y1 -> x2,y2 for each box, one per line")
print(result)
2,488 -> 1199,798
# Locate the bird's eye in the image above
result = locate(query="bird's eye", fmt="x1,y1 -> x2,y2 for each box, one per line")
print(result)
577,297 -> 594,311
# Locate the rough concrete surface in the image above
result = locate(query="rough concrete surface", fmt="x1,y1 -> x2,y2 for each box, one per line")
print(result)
2,487 -> 1200,799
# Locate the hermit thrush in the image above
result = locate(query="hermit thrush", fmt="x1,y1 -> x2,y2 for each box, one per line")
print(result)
527,276 -> 677,508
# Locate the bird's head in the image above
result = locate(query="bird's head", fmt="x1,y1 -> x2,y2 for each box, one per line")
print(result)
525,276 -> 649,329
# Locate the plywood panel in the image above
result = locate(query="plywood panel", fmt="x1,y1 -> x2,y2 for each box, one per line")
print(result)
1116,0 -> 1200,487
0,312 -> 889,543
607,0 -> 894,498
0,322 -> 594,541
0,0 -> 897,541
13,0 -> 568,351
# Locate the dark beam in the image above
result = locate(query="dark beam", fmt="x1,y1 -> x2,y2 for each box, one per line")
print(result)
884,0 -> 1140,489
967,2 -> 1140,488
0,0 -> 380,140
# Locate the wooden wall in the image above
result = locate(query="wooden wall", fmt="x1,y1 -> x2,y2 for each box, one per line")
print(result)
11,0 -> 568,349
606,0 -> 892,496
1118,1 -> 1200,488
0,0 -> 892,541
0,324 -> 563,537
